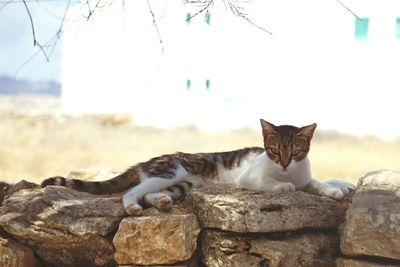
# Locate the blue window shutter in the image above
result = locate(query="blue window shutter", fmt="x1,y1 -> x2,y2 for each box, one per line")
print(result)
355,17 -> 369,40
186,79 -> 191,90
205,13 -> 211,25
205,79 -> 210,90
396,18 -> 400,39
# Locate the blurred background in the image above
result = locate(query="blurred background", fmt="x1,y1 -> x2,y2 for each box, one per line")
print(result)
0,0 -> 399,184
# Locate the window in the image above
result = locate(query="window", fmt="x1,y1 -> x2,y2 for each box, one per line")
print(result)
355,17 -> 369,40
186,12 -> 211,25
186,79 -> 191,90
205,79 -> 210,90
396,18 -> 400,39
205,13 -> 211,25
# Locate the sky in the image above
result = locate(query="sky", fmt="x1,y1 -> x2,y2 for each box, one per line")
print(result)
0,0 -> 74,82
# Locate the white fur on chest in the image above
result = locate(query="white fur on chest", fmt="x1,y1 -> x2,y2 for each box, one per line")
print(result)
264,155 -> 312,189
217,151 -> 312,190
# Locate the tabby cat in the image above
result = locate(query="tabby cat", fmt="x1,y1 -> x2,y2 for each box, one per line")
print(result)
41,119 -> 354,215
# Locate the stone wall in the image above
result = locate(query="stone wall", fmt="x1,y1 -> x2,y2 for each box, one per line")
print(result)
0,169 -> 399,267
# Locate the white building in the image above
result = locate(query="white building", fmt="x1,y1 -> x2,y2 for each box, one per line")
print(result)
62,0 -> 400,137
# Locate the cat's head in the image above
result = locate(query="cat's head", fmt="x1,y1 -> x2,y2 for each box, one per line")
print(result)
260,119 -> 317,170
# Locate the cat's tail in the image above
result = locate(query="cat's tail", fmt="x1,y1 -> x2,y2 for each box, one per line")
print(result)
40,167 -> 140,195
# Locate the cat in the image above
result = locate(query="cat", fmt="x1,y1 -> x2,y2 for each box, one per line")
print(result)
41,119 -> 354,216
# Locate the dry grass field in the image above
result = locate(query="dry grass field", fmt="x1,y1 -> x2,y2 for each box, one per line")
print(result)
0,106 -> 399,185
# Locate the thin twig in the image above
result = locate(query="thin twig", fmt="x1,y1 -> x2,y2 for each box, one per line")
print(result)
336,0 -> 361,20
186,0 -> 272,35
15,0 -> 71,76
186,0 -> 214,21
0,0 -> 13,11
15,45 -> 44,77
47,0 -> 71,58
147,0 -> 164,54
85,0 -> 93,20
224,0 -> 272,35
22,0 -> 50,61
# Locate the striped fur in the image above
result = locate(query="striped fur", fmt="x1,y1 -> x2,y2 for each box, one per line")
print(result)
41,119 -> 353,216
41,168 -> 140,195
41,147 -> 262,196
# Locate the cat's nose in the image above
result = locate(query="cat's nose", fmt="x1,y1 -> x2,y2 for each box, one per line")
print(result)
281,161 -> 290,170
280,153 -> 291,170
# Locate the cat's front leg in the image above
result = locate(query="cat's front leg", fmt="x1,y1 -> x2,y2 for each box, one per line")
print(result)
304,178 -> 344,200
323,179 -> 355,195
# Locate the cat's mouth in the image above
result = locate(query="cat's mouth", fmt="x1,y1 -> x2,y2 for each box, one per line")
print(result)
280,163 -> 290,171
280,160 -> 293,172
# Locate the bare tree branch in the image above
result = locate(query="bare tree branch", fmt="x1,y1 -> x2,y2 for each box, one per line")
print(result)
15,0 -> 71,76
85,0 -> 93,19
336,0 -> 361,20
82,0 -> 118,20
147,0 -> 164,54
85,0 -> 102,21
186,0 -> 272,35
12,0 -> 278,77
22,0 -> 50,61
185,0 -> 214,21
223,0 -> 272,35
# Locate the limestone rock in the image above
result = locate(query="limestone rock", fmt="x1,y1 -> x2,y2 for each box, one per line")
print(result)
0,185 -> 126,267
113,205 -> 200,265
336,257 -> 400,267
201,230 -> 338,267
340,169 -> 400,260
0,236 -> 40,267
0,181 -> 12,205
186,184 -> 346,233
0,180 -> 38,205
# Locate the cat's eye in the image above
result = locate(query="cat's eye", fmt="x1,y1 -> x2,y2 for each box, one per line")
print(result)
292,150 -> 301,156
268,148 -> 279,155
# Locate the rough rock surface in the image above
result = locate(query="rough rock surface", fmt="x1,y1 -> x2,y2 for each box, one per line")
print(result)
1,168 -> 399,267
201,230 -> 339,267
0,180 -> 38,205
0,186 -> 126,267
340,169 -> 400,260
113,205 -> 200,265
186,184 -> 346,233
0,235 -> 40,267
336,257 -> 400,267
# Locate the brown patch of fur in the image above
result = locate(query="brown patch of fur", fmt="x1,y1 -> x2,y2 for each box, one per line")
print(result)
260,119 -> 316,169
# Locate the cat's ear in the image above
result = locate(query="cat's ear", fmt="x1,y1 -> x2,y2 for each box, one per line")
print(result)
260,119 -> 277,135
297,123 -> 317,139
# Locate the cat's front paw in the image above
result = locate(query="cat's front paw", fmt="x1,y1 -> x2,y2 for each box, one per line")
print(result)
319,187 -> 344,200
125,203 -> 143,216
324,179 -> 355,196
272,182 -> 296,193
